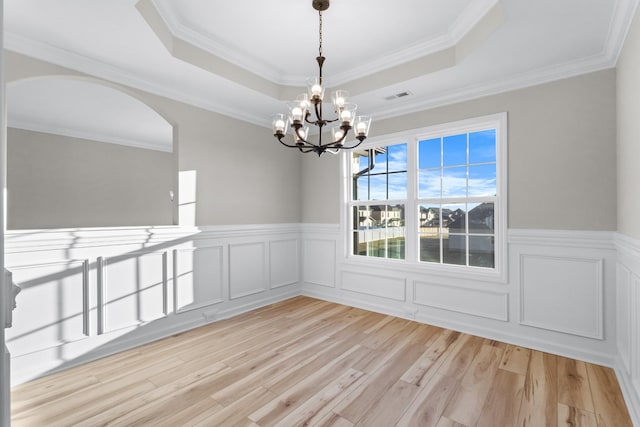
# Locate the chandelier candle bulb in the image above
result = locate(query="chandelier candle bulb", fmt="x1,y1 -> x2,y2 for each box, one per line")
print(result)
292,107 -> 303,122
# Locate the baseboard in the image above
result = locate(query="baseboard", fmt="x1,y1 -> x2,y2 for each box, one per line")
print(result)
615,356 -> 640,427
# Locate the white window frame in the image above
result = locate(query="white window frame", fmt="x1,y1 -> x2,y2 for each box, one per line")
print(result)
340,112 -> 508,283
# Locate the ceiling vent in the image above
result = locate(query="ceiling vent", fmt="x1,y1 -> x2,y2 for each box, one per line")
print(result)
384,91 -> 413,101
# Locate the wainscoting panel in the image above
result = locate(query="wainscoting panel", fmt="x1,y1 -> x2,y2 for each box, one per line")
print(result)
269,239 -> 299,289
615,233 -> 640,426
101,251 -> 168,333
173,246 -> 224,313
617,263 -> 632,375
341,270 -> 406,301
519,254 -> 603,339
5,225 -> 302,384
6,260 -> 89,357
303,238 -> 336,288
413,281 -> 508,321
229,242 -> 267,299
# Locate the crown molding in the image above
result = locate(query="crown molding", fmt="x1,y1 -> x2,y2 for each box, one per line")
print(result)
8,119 -> 174,153
606,0 -> 640,65
4,32 -> 271,128
372,52 -> 617,122
150,0 -> 289,85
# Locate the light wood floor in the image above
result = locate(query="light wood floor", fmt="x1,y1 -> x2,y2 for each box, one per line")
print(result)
11,296 -> 634,426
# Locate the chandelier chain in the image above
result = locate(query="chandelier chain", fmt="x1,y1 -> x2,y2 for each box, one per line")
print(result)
318,11 -> 323,57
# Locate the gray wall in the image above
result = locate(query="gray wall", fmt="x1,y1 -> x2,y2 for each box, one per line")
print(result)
6,52 -> 302,227
7,128 -> 174,229
617,7 -> 640,240
303,69 -> 617,231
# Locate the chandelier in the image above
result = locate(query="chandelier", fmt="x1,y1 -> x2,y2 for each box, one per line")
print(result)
272,0 -> 372,156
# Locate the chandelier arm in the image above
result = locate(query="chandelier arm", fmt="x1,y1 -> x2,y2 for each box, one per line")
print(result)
342,137 -> 366,150
276,134 -> 304,148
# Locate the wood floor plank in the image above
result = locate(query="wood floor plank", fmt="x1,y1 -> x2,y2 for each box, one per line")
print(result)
313,412 -> 355,427
273,368 -> 365,427
10,296 -> 633,427
395,373 -> 460,427
434,417 -> 467,427
558,356 -> 595,413
557,403 -> 598,427
441,343 -> 504,425
586,363 -> 634,427
475,369 -> 526,427
499,344 -> 531,375
354,379 -> 420,427
516,350 -> 558,427
194,386 -> 277,427
400,329 -> 462,387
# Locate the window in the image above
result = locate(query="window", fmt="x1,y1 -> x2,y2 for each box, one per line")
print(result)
345,113 -> 507,276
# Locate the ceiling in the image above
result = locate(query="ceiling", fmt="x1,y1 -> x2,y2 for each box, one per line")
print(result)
4,0 -> 638,133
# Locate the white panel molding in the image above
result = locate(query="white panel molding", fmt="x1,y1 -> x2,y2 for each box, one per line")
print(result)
617,263 -> 632,375
509,229 -> 616,250
612,233 -> 640,427
101,251 -> 168,333
6,259 -> 90,356
228,242 -> 267,300
172,246 -> 224,313
269,239 -> 299,289
340,270 -> 406,302
303,238 -> 336,288
519,254 -> 604,340
413,280 -> 508,322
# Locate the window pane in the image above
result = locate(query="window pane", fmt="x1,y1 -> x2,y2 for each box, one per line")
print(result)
385,204 -> 405,228
353,231 -> 365,256
443,203 -> 466,232
419,205 -> 441,228
442,167 -> 467,198
369,175 -> 387,200
418,138 -> 440,169
443,134 -> 467,166
419,169 -> 440,199
444,234 -> 466,265
469,236 -> 495,268
420,233 -> 441,263
388,144 -> 407,172
389,172 -> 407,200
468,164 -> 496,197
356,175 -> 369,201
353,206 -> 370,229
469,130 -> 496,164
468,203 -> 494,234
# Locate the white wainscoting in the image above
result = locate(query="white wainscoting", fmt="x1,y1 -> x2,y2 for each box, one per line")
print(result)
302,225 -> 617,367
615,233 -> 640,425
5,225 -> 301,385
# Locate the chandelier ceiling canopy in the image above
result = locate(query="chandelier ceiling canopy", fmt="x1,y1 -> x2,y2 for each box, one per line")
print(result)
272,0 -> 372,156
